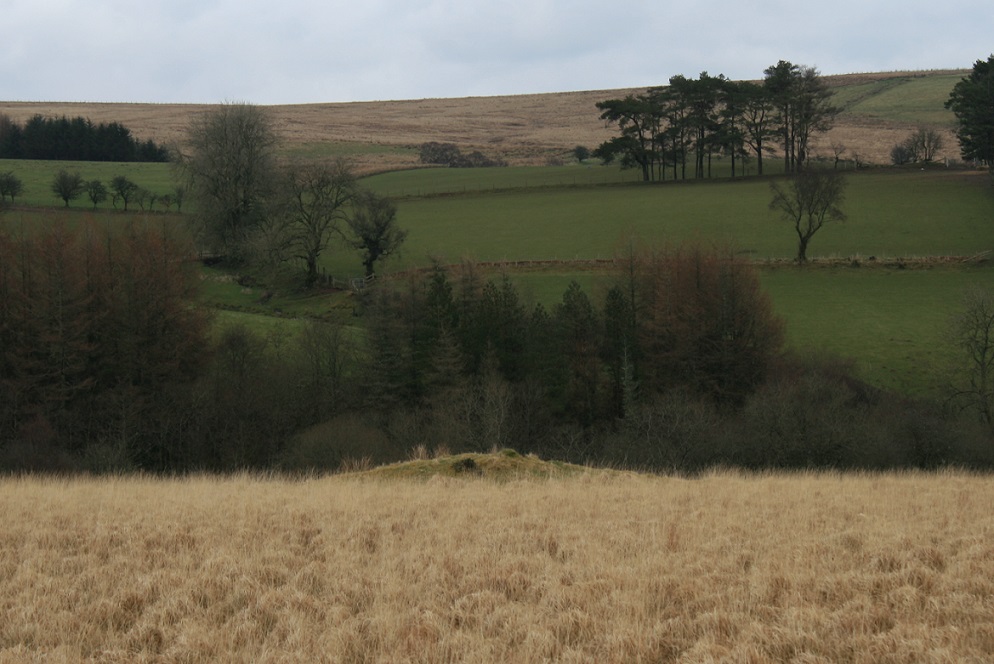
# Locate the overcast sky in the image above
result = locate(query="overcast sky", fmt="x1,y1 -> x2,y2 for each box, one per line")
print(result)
3,0 -> 990,105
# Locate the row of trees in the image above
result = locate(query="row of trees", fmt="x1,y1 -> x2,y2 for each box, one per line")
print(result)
418,142 -> 508,168
47,170 -> 184,212
179,103 -> 406,285
595,61 -> 840,181
0,114 -> 170,162
0,168 -> 183,212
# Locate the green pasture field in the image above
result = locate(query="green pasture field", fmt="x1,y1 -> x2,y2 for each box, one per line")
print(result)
763,264 -> 993,394
364,164 -> 645,197
0,159 -> 179,208
320,169 -> 994,277
363,159 -> 804,198
830,73 -> 961,126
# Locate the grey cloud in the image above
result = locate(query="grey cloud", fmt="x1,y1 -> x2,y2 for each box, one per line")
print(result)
0,0 -> 990,104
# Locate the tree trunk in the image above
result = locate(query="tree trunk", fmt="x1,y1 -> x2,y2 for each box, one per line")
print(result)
305,255 -> 318,288
796,235 -> 809,263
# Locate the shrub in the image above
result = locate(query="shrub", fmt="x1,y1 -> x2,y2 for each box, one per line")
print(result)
891,143 -> 913,165
280,413 -> 397,471
0,171 -> 23,202
611,389 -> 724,471
418,142 -> 506,168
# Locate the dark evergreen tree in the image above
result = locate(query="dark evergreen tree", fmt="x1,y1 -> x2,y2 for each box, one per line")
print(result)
0,115 -> 169,162
595,94 -> 665,181
945,55 -> 994,169
763,61 -> 839,173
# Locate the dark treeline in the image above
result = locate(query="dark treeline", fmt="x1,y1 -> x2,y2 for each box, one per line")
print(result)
595,60 -> 839,181
4,224 -> 989,473
0,220 -> 208,470
0,113 -> 170,162
418,142 -> 508,168
345,256 -> 992,472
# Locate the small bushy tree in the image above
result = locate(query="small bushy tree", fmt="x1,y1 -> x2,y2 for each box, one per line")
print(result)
86,180 -> 108,208
346,191 -> 407,277
891,143 -> 913,166
893,127 -> 944,165
418,141 -> 505,167
111,175 -> 139,211
0,171 -> 23,202
51,170 -> 84,207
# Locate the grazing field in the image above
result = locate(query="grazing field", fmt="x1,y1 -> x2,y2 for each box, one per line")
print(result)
328,169 -> 994,276
762,265 -> 994,394
2,469 -> 993,662
0,159 -> 178,209
364,163 -> 645,197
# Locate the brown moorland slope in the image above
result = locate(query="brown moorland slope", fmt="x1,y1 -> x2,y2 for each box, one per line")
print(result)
0,71 -> 965,173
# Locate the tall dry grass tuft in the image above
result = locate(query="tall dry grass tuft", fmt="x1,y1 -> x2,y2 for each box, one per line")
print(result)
2,470 -> 993,662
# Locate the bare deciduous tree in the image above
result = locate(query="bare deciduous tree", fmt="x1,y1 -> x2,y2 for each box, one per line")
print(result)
86,180 -> 108,209
0,171 -> 23,203
951,286 -> 994,426
180,102 -> 279,262
110,175 -> 139,211
830,142 -> 847,169
904,127 -> 945,163
769,170 -> 847,262
278,160 -> 357,288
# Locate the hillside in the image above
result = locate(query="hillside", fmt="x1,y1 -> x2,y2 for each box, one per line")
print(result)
0,70 -> 967,172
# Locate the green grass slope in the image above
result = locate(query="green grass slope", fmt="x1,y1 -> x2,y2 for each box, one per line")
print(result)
321,170 -> 994,276
830,72 -> 963,126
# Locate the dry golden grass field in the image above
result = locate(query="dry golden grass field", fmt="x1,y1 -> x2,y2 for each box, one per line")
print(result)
0,71 -> 964,172
2,464 -> 994,662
